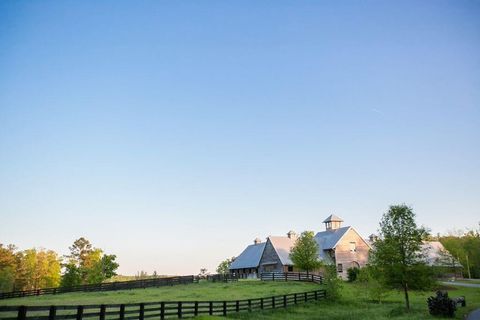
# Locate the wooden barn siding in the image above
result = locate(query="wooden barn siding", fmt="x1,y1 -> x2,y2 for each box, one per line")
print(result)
334,229 -> 370,279
258,239 -> 284,273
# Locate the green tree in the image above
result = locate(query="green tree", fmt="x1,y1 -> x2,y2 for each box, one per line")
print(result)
43,250 -> 62,288
83,250 -> 119,284
290,231 -> 322,274
15,249 -> 62,290
60,262 -> 82,287
370,204 -> 434,310
101,254 -> 119,280
0,244 -> 17,292
216,257 -> 234,275
62,238 -> 119,285
0,266 -> 15,292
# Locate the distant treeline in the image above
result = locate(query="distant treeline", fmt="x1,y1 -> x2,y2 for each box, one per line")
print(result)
439,227 -> 480,278
0,237 -> 118,293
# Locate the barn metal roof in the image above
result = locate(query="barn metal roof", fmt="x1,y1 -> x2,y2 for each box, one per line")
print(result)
421,241 -> 463,267
314,226 -> 351,250
229,242 -> 266,269
269,236 -> 296,266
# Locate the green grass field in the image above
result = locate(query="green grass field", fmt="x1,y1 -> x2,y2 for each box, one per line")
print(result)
225,282 -> 480,320
1,281 -> 478,319
0,280 -> 317,306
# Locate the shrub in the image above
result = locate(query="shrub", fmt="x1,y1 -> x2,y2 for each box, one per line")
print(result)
347,267 -> 360,282
427,291 -> 456,317
324,265 -> 342,301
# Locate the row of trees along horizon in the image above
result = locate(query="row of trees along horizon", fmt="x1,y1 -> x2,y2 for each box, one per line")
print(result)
0,238 -> 119,293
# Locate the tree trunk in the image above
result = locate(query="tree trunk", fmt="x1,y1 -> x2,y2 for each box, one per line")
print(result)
403,282 -> 410,310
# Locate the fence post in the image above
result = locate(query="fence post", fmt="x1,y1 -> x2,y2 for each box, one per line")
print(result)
209,302 -> 213,315
119,304 -> 125,320
177,302 -> 182,318
272,296 -> 275,308
284,295 -> 287,308
76,306 -> 83,320
48,305 -> 56,320
272,273 -> 275,281
294,293 -> 297,304
248,299 -> 251,311
160,302 -> 165,320
315,291 -> 318,300
194,301 -> 198,316
139,303 -> 144,320
298,273 -> 301,281
236,300 -> 239,312
223,301 -> 227,316
18,306 -> 27,320
304,292 -> 307,302
260,298 -> 264,309
100,304 -> 106,320
285,273 -> 287,281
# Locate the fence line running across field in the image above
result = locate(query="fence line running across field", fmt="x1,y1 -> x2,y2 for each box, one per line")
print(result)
0,288 -> 326,320
0,272 -> 325,319
0,276 -> 198,300
260,272 -> 323,284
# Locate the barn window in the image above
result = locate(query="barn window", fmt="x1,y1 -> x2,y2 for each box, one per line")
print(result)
288,266 -> 293,272
349,242 -> 356,252
337,264 -> 343,273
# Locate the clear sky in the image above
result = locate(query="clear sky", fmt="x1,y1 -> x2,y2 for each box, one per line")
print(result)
1,1 -> 479,276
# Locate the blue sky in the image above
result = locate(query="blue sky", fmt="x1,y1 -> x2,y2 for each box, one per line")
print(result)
1,1 -> 479,275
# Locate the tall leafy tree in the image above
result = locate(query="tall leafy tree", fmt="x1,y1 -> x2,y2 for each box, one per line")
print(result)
0,244 -> 17,292
15,249 -> 62,290
68,237 -> 93,266
290,231 -> 322,274
370,204 -> 433,310
216,257 -> 235,275
62,238 -> 119,286
39,250 -> 62,288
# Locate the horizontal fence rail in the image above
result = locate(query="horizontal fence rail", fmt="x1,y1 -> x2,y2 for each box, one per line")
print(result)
0,289 -> 326,320
0,276 -> 198,300
260,272 -> 323,284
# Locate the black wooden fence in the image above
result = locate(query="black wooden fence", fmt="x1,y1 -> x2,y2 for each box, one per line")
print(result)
0,288 -> 326,320
0,276 -> 197,300
260,272 -> 323,284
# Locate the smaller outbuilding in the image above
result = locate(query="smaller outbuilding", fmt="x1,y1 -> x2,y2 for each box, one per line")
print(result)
228,238 -> 266,278
421,241 -> 463,278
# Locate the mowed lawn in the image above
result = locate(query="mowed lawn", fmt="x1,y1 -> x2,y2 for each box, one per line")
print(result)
0,280 -> 319,306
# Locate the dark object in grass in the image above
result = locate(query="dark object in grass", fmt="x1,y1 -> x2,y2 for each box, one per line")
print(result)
347,267 -> 360,282
427,290 -> 456,317
452,296 -> 466,307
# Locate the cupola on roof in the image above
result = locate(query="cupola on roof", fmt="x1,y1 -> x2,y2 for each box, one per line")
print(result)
322,214 -> 344,223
